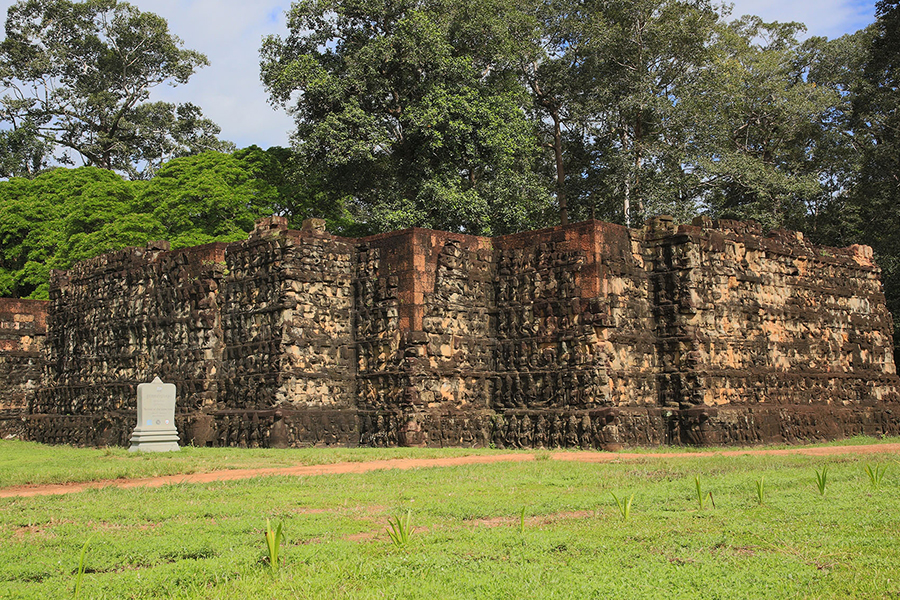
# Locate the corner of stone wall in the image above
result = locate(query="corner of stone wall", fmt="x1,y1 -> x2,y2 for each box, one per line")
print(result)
0,298 -> 48,438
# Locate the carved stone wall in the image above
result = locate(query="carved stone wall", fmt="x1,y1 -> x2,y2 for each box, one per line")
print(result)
15,215 -> 900,448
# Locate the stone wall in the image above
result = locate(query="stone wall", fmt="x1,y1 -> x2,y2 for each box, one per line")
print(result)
18,215 -> 900,448
645,217 -> 900,445
29,240 -> 225,445
0,298 -> 46,437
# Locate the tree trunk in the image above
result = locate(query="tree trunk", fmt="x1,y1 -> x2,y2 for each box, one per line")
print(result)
552,109 -> 567,226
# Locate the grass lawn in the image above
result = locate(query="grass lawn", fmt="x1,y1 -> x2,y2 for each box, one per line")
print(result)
1,439 -> 899,599
0,440 -> 502,488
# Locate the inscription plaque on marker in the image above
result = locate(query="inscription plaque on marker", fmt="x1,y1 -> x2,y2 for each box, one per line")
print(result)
129,376 -> 180,452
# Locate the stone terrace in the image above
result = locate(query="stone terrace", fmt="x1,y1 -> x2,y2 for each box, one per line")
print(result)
9,215 -> 900,448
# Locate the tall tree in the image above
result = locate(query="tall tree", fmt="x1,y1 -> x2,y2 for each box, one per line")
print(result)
260,0 -> 552,236
850,0 -> 900,345
0,0 -> 232,178
582,0 -> 719,225
684,17 -> 845,230
519,0 -> 720,226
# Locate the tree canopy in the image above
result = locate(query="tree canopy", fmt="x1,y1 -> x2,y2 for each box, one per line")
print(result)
260,0 -> 552,236
0,0 -> 899,352
0,0 -> 232,179
0,147 -> 294,298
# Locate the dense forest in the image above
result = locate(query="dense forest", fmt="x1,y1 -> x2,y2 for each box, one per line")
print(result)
0,0 -> 898,342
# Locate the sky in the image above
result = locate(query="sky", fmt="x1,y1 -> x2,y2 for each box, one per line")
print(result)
0,0 -> 882,150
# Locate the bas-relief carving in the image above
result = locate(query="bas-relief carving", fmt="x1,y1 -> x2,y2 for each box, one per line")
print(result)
10,215 -> 900,448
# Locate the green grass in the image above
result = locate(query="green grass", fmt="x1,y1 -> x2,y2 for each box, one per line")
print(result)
1,440 -> 899,598
611,434 -> 899,454
0,440 -> 503,487
4,435 -> 895,488
1,444 -> 899,598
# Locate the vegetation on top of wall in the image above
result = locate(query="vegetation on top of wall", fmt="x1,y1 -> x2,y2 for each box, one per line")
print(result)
0,147 -> 323,299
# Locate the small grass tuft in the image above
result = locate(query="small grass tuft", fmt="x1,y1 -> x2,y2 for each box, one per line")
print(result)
864,463 -> 887,490
695,476 -> 714,510
386,510 -> 414,547
73,538 -> 90,599
610,491 -> 634,522
264,519 -> 284,575
814,466 -> 828,497
754,477 -> 765,505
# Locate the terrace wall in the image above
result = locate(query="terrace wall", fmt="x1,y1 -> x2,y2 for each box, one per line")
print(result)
15,215 -> 900,448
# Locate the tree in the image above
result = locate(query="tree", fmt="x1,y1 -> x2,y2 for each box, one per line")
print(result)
683,17 -> 846,230
260,0 -> 552,236
850,0 -> 900,348
515,0 -> 720,226
0,148 -> 311,299
134,150 -> 285,248
0,0 -> 232,178
0,167 -> 161,298
579,0 -> 719,225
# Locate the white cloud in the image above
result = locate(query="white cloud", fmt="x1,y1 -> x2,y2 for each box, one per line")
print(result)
131,0 -> 295,149
0,0 -> 881,152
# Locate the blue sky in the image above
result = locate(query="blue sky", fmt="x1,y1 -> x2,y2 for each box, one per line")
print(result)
0,0 -> 881,150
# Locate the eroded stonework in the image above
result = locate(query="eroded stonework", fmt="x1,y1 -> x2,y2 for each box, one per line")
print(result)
10,215 -> 900,447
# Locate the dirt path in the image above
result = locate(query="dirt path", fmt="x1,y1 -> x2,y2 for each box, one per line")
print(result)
3,443 -> 899,499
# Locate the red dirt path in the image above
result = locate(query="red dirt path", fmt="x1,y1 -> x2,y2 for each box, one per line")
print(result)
2,443 -> 899,499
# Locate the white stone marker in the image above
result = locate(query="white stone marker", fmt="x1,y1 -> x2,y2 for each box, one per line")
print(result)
129,376 -> 180,452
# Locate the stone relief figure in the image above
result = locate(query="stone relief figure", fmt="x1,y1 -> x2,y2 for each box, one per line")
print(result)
505,414 -> 520,448
580,415 -> 593,449
520,415 -> 533,448
566,415 -> 579,447
373,414 -> 387,447
359,413 -> 373,446
534,414 -> 549,448
550,414 -> 563,448
269,411 -> 289,448
385,415 -> 398,446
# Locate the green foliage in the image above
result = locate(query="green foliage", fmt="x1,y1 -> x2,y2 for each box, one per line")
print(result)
553,0 -> 721,225
848,1 -> 900,355
864,464 -> 887,490
134,150 -> 279,248
259,0 -> 886,237
685,17 -> 846,231
0,167 -> 161,298
386,510 -> 414,547
260,0 -> 552,236
814,466 -> 829,496
610,491 -> 634,522
0,0 -> 231,177
0,146 -> 335,298
264,519 -> 284,575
